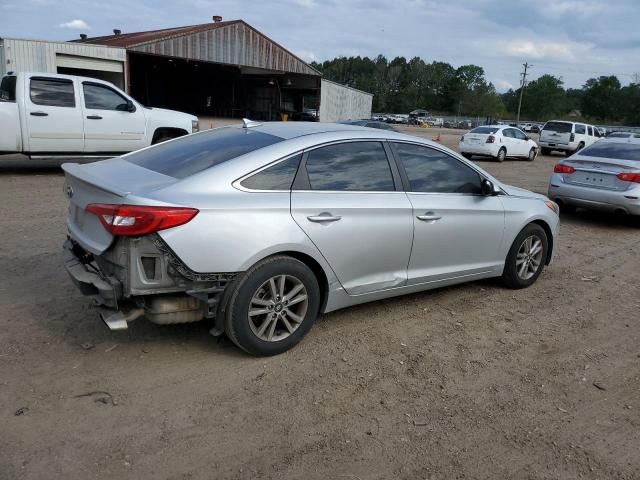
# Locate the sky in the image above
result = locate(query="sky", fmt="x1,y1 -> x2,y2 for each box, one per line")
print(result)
1,0 -> 638,91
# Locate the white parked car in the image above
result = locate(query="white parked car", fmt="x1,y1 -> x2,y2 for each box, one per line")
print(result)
538,120 -> 601,156
459,125 -> 539,162
0,72 -> 199,155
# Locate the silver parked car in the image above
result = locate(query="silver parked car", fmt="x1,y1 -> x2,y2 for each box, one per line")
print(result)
63,121 -> 560,356
548,136 -> 640,216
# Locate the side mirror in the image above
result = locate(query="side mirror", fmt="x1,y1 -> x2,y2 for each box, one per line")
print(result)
481,178 -> 496,196
126,100 -> 136,113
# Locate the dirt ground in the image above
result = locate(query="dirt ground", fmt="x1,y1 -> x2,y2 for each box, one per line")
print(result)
1,127 -> 639,480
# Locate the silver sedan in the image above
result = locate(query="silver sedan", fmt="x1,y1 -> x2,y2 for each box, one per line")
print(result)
548,137 -> 640,216
63,121 -> 560,356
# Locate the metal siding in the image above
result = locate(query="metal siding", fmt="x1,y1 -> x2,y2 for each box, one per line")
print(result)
1,38 -> 125,74
129,23 -> 318,75
0,40 -> 5,76
319,79 -> 373,122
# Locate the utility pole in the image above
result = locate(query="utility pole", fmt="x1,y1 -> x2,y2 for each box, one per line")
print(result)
516,62 -> 532,124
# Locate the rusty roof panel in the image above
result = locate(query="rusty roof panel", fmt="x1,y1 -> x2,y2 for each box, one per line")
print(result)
75,20 -> 319,76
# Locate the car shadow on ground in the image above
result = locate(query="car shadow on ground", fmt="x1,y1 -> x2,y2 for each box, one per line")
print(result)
560,209 -> 640,229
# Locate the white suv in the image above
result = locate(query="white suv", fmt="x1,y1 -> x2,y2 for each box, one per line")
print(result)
539,120 -> 601,156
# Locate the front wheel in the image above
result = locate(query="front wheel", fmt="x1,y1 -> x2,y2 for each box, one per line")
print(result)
502,224 -> 548,289
224,256 -> 320,356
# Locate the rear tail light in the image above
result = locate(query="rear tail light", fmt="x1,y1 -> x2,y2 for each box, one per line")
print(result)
486,135 -> 495,144
570,133 -> 575,142
86,204 -> 199,236
553,164 -> 576,174
616,172 -> 640,184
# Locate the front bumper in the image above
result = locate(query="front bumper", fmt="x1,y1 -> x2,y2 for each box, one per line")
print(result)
63,238 -> 121,308
548,176 -> 640,215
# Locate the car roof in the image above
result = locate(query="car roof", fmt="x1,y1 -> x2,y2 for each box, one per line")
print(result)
246,121 -> 404,140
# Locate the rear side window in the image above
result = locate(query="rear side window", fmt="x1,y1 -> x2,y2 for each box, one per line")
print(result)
575,124 -> 586,134
125,127 -> 283,179
579,143 -> 640,161
83,83 -> 130,110
502,129 -> 515,138
393,142 -> 482,194
304,142 -> 394,191
240,154 -> 301,190
0,76 -> 16,101
470,127 -> 498,134
543,122 -> 572,133
30,78 -> 75,107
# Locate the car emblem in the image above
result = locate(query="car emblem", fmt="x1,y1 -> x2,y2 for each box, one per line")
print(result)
64,185 -> 74,198
592,165 -> 601,169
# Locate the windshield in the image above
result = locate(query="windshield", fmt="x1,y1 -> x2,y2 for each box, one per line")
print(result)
543,121 -> 572,133
579,142 -> 640,161
470,127 -> 498,134
125,127 -> 284,179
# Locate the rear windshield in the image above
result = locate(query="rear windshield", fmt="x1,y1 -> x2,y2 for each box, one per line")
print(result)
0,76 -> 16,102
125,127 -> 283,179
543,122 -> 572,133
579,142 -> 640,161
470,127 -> 498,134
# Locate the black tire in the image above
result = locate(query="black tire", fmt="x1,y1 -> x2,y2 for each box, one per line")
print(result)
462,152 -> 473,159
502,223 -> 549,289
224,255 -> 320,356
559,203 -> 576,215
527,147 -> 536,162
496,147 -> 506,162
152,134 -> 175,145
540,147 -> 551,156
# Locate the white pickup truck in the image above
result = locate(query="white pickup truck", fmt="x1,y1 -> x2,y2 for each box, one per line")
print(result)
0,72 -> 199,155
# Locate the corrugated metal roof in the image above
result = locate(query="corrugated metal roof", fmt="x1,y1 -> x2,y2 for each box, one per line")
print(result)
73,20 -> 320,76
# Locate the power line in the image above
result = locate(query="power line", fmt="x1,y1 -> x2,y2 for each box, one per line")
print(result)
516,62 -> 532,124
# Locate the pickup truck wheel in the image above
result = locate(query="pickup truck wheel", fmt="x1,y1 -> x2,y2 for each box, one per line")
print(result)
224,256 -> 320,356
151,128 -> 188,145
540,147 -> 551,156
462,153 -> 472,159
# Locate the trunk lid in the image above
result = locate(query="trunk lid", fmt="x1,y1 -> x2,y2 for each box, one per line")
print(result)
62,159 -> 179,254
541,121 -> 573,145
562,156 -> 640,191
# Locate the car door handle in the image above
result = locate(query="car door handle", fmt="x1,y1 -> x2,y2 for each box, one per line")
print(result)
416,212 -> 442,222
86,115 -> 103,120
30,111 -> 48,117
307,214 -> 342,223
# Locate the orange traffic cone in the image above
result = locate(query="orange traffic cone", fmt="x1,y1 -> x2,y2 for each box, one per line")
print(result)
434,133 -> 441,142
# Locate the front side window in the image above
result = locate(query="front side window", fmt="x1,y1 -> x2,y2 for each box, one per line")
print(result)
393,142 -> 482,194
30,78 -> 75,107
575,124 -> 586,135
240,154 -> 301,190
125,127 -> 284,179
83,83 -> 130,110
304,142 -> 395,191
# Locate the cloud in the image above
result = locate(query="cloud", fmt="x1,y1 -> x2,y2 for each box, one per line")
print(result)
59,19 -> 90,30
505,40 -> 592,61
294,49 -> 318,63
497,80 -> 515,91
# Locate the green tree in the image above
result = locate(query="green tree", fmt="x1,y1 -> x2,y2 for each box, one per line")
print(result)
581,76 -> 622,121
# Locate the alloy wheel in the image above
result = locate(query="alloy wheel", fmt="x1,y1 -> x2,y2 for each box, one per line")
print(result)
516,235 -> 543,280
248,275 -> 309,342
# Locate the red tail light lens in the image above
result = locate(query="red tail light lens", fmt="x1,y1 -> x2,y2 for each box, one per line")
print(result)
486,135 -> 495,144
553,164 -> 576,174
86,204 -> 199,236
616,172 -> 640,184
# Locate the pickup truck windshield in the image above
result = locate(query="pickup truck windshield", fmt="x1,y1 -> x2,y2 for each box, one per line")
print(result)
0,76 -> 16,102
125,127 -> 284,179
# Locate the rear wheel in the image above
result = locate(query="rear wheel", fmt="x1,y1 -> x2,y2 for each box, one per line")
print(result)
462,152 -> 473,159
527,147 -> 536,161
224,256 -> 320,356
496,147 -> 506,162
502,223 -> 548,289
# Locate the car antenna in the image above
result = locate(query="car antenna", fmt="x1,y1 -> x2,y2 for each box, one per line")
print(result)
242,118 -> 262,129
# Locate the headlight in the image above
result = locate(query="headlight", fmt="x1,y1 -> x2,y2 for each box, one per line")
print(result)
545,200 -> 559,215
191,119 -> 200,133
